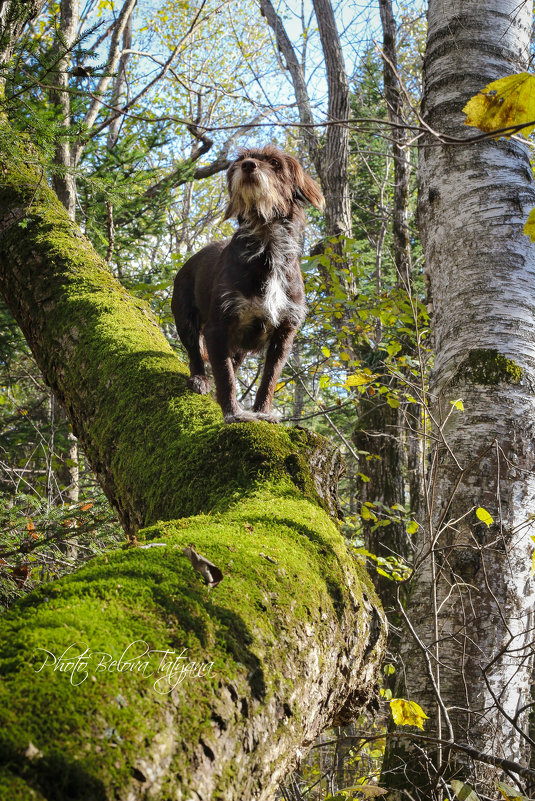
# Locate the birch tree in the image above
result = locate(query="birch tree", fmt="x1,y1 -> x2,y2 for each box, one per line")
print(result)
384,1 -> 535,796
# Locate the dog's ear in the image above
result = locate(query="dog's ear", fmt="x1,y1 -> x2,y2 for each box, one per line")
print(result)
298,174 -> 325,210
223,165 -> 238,220
223,200 -> 236,221
287,156 -> 325,210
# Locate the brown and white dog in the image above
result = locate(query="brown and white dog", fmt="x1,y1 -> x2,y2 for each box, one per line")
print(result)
171,146 -> 324,423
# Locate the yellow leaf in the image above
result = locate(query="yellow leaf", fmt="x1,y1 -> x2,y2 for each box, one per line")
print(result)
524,207 -> 535,241
389,698 -> 429,730
345,373 -> 371,387
406,521 -> 418,535
450,398 -> 464,411
476,507 -> 493,527
463,73 -> 535,138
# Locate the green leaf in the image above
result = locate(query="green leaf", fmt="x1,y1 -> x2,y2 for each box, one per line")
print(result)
386,341 -> 402,356
463,72 -> 535,137
389,698 -> 429,730
451,780 -> 482,801
476,507 -> 494,527
367,750 -> 384,760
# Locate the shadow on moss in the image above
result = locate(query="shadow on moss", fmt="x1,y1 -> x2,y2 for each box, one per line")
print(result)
0,747 -> 107,801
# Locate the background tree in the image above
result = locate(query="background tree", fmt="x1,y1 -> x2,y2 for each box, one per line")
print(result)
384,0 -> 535,796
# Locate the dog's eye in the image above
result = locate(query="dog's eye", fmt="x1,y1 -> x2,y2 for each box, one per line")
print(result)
269,159 -> 280,169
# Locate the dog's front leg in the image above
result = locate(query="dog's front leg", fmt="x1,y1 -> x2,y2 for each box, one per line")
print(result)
204,325 -> 257,424
253,325 -> 296,423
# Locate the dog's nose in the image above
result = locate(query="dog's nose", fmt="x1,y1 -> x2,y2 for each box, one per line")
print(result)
241,159 -> 257,173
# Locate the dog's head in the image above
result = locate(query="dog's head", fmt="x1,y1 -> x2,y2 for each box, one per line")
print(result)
224,146 -> 325,223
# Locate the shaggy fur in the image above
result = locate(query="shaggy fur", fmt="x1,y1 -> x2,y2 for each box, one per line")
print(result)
171,146 -> 324,423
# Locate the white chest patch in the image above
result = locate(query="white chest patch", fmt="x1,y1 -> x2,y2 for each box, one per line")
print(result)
223,272 -> 304,329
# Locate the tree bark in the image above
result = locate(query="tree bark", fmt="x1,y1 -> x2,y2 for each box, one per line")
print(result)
106,6 -> 132,151
48,0 -> 81,499
71,0 -> 136,167
259,0 -> 352,242
311,0 -> 351,242
353,398 -> 405,608
258,0 -> 321,174
0,0 -> 46,66
384,1 -> 535,796
0,131 -> 386,800
50,0 -> 79,220
378,0 -> 411,288
354,0 -> 411,608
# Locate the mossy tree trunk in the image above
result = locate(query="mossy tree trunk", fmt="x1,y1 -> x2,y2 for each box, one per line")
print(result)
0,1 -> 46,65
0,131 -> 385,800
384,1 -> 535,797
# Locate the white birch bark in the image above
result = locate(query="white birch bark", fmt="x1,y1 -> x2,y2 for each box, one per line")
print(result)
51,0 -> 79,219
386,1 -> 535,795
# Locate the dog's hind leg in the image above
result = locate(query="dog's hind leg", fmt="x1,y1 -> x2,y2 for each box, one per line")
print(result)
171,271 -> 211,395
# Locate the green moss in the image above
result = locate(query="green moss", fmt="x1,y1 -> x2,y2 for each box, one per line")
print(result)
454,349 -> 523,386
0,770 -> 47,800
0,492 -> 378,801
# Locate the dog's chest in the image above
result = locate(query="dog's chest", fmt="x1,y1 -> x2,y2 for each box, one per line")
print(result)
223,231 -> 305,336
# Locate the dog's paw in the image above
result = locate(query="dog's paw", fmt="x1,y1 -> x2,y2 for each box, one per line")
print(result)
223,409 -> 258,424
254,410 -> 280,423
188,375 -> 211,395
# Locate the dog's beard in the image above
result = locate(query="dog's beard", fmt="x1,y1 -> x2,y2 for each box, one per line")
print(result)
230,169 -> 284,222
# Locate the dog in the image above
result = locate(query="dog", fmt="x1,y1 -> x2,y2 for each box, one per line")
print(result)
171,145 -> 324,423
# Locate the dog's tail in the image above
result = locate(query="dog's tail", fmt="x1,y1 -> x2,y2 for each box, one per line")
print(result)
171,266 -> 207,374
199,332 -> 208,362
